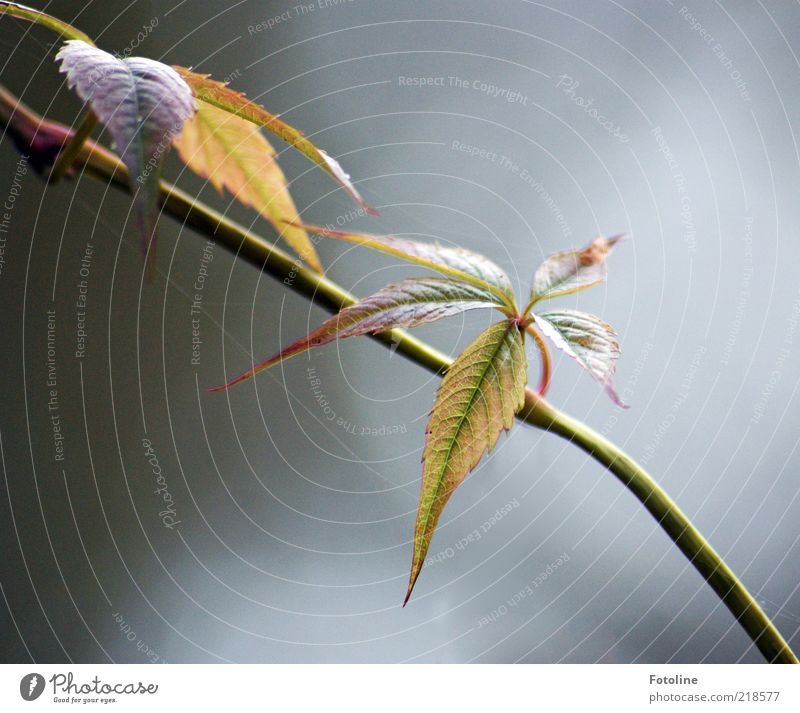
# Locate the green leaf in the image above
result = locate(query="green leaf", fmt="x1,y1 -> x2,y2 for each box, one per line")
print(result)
173,67 -> 375,215
298,223 -> 517,312
173,100 -> 322,273
529,234 -> 622,307
405,319 -> 527,604
534,308 -> 627,407
56,40 -> 195,275
210,277 -> 504,391
0,1 -> 94,44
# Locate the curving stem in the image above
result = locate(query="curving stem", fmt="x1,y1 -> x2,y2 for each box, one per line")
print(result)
525,322 -> 552,397
1,85 -> 796,664
520,390 -> 799,664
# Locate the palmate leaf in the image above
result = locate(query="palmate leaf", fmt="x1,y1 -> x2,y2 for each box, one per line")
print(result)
405,319 -> 527,604
534,308 -> 627,407
529,234 -> 623,306
173,67 -> 375,215
56,40 -> 195,274
211,277 -> 505,391
298,223 -> 516,311
173,101 -> 322,273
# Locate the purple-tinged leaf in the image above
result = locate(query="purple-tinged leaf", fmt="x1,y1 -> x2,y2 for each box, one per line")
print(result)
534,308 -> 627,408
405,319 -> 527,604
57,40 -> 195,274
210,277 -> 504,391
529,234 -> 623,306
298,223 -> 517,311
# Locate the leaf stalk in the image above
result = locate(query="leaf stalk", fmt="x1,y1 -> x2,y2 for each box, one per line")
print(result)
525,323 -> 552,396
48,108 -> 96,181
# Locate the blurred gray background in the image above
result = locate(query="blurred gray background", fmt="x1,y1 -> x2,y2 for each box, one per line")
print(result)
1,0 -> 799,663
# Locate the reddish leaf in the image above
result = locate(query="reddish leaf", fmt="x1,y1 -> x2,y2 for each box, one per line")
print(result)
297,223 -> 516,311
534,308 -> 627,407
529,234 -> 623,306
210,277 -> 505,391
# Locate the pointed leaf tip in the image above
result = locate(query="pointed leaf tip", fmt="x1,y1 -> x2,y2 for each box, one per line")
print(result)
209,277 -> 505,391
173,101 -> 322,272
534,308 -> 627,408
173,67 -> 376,214
402,587 -> 413,608
529,233 -> 623,306
405,320 -> 527,603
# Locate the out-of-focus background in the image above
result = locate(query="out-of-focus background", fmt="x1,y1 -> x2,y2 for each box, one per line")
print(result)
1,0 -> 799,663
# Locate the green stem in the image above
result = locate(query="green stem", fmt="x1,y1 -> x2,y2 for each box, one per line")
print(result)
520,392 -> 798,664
2,87 -> 796,663
0,1 -> 95,45
77,130 -> 454,379
49,108 -> 97,182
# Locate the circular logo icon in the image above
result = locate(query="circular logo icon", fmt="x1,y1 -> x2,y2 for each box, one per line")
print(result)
20,673 -> 45,701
